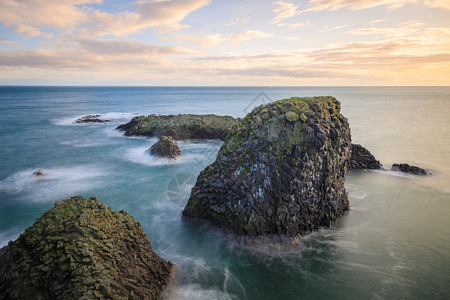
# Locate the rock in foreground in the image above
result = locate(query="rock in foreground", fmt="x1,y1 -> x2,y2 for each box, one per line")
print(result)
116,114 -> 238,140
183,96 -> 352,241
348,144 -> 382,170
391,163 -> 431,175
148,136 -> 181,159
0,196 -> 174,299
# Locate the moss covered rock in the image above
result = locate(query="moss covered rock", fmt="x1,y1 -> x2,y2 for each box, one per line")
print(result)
148,136 -> 181,159
183,96 -> 352,241
116,114 -> 238,140
0,196 -> 174,299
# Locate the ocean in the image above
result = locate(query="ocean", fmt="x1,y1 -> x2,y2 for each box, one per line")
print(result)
0,86 -> 449,299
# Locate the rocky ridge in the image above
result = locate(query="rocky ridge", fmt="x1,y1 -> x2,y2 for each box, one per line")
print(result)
116,114 -> 238,140
148,136 -> 181,159
183,96 -> 352,241
0,196 -> 174,299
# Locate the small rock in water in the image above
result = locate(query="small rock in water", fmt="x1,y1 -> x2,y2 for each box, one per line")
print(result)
147,136 -> 181,159
32,170 -> 46,176
75,115 -> 111,124
391,163 -> 431,175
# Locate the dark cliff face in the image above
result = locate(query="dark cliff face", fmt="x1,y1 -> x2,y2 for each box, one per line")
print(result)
0,196 -> 174,300
116,114 -> 238,140
183,97 -> 352,241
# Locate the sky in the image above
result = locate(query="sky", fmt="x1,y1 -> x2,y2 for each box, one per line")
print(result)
0,0 -> 449,86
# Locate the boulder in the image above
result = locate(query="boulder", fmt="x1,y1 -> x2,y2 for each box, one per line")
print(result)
0,196 -> 174,299
75,115 -> 111,124
391,163 -> 431,175
183,96 -> 352,241
148,136 -> 181,159
348,144 -> 382,170
116,114 -> 238,140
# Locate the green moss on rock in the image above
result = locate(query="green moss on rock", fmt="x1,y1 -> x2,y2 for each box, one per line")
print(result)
0,196 -> 174,299
116,114 -> 238,140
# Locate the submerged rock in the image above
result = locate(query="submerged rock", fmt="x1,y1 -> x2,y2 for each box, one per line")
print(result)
348,144 -> 382,170
148,136 -> 181,159
391,163 -> 431,175
0,196 -> 174,299
116,114 -> 238,140
183,96 -> 352,241
75,115 -> 111,124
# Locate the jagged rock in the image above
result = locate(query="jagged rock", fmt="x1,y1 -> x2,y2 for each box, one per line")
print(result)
148,136 -> 181,159
0,196 -> 174,299
391,163 -> 431,175
348,144 -> 382,170
183,96 -> 352,241
116,114 -> 238,140
75,115 -> 111,124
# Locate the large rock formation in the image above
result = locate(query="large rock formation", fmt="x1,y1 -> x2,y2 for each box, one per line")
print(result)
116,114 -> 238,140
348,144 -> 382,170
183,96 -> 352,240
148,136 -> 181,159
0,196 -> 174,299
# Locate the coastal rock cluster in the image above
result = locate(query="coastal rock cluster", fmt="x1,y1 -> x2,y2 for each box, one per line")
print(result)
116,114 -> 238,140
0,196 -> 174,299
183,96 -> 352,240
348,144 -> 382,170
148,136 -> 181,159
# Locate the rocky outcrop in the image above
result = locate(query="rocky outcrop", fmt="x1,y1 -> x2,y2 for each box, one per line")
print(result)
0,196 -> 174,299
391,163 -> 431,175
183,96 -> 352,241
348,144 -> 382,170
148,136 -> 181,159
75,115 -> 111,124
116,114 -> 238,140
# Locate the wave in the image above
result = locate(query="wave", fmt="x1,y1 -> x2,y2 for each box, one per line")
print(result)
0,165 -> 107,203
122,145 -> 211,167
53,112 -> 139,126
0,227 -> 22,248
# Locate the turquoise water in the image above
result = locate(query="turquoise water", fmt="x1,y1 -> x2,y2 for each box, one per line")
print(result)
0,87 -> 449,299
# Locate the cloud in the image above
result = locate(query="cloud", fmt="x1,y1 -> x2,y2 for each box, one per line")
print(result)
225,17 -> 250,27
271,0 -> 449,22
277,21 -> 312,29
163,30 -> 276,49
320,25 -> 345,32
0,0 -> 211,39
423,0 -> 450,9
272,1 -> 300,23
0,38 -> 14,44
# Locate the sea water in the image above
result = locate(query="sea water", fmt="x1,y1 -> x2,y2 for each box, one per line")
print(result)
0,86 -> 449,299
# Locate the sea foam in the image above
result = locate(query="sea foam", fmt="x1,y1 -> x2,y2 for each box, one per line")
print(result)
0,165 -> 107,203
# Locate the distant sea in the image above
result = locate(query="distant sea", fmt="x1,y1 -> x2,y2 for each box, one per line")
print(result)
0,86 -> 449,299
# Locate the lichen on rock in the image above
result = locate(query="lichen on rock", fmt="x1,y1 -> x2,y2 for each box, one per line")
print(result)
182,96 -> 352,241
148,136 -> 181,159
116,114 -> 238,140
0,196 -> 174,299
